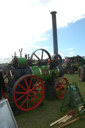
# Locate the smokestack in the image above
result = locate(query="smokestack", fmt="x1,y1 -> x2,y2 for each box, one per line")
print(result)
50,11 -> 58,55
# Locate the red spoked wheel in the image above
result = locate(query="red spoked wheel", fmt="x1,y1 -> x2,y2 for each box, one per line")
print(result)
1,75 -> 12,101
13,75 -> 45,111
54,77 -> 69,99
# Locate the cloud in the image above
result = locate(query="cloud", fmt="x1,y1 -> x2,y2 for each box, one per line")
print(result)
59,48 -> 75,58
65,48 -> 74,51
69,51 -> 74,55
0,57 -> 12,63
0,0 -> 85,62
32,0 -> 52,6
65,48 -> 74,55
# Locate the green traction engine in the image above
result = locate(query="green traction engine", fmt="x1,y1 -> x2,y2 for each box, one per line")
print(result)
2,49 -> 69,112
2,49 -> 69,111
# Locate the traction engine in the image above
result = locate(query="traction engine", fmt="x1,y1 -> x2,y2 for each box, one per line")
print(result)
1,48 -> 69,111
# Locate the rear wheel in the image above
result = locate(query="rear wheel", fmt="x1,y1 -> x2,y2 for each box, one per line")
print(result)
12,75 -> 45,111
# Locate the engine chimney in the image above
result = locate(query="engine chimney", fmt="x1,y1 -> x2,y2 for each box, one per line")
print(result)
50,11 -> 58,56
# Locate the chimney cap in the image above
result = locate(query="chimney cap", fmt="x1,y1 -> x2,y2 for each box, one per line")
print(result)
50,11 -> 57,15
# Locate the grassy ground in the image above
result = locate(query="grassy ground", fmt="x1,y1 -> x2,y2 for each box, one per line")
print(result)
15,72 -> 85,128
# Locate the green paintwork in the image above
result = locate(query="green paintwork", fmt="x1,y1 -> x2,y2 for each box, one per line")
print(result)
17,57 -> 27,67
32,65 -> 60,80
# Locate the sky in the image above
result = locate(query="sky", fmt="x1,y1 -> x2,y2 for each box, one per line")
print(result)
0,0 -> 85,63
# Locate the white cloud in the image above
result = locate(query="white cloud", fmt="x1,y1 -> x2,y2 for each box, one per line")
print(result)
69,51 -> 74,54
59,47 -> 75,58
0,0 -> 85,62
65,48 -> 74,51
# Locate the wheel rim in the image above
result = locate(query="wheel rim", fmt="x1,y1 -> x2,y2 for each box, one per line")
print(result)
1,75 -> 12,101
55,77 -> 69,99
13,75 -> 45,111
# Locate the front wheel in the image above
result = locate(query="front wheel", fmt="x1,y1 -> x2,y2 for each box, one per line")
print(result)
54,77 -> 69,99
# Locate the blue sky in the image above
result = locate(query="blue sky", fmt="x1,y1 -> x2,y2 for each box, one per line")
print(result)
58,18 -> 85,57
29,17 -> 85,58
0,0 -> 85,63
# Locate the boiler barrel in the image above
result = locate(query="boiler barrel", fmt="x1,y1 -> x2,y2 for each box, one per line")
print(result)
32,65 -> 60,80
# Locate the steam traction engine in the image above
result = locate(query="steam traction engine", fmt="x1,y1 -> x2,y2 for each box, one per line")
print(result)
1,48 -> 69,111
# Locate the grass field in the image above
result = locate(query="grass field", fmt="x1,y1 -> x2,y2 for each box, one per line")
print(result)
15,72 -> 85,128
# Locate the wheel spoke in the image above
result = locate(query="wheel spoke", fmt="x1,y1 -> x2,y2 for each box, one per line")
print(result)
58,90 -> 64,99
18,83 -> 26,91
41,50 -> 43,60
32,80 -> 39,90
34,53 -> 40,60
15,91 -> 26,94
25,78 -> 29,88
63,83 -> 66,86
20,96 -> 28,107
27,96 -> 29,108
33,83 -> 42,90
32,94 -> 40,100
15,94 -> 26,102
29,77 -> 33,88
31,96 -> 35,106
33,91 -> 43,94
